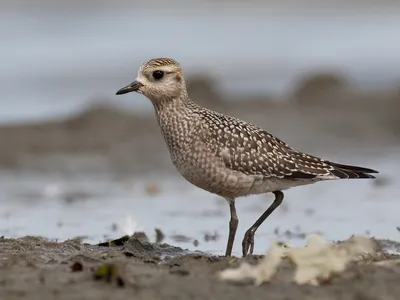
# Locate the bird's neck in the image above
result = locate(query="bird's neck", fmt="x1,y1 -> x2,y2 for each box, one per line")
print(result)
152,90 -> 198,119
152,92 -> 200,152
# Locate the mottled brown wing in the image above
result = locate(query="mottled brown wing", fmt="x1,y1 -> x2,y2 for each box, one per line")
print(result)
198,111 -> 333,179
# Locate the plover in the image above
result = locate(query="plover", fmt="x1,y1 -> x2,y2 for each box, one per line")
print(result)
116,58 -> 378,257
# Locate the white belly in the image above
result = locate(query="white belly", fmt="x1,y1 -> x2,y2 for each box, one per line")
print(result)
244,176 -> 321,197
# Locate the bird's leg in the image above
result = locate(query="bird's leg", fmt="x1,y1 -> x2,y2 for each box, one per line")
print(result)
242,190 -> 284,257
225,199 -> 238,257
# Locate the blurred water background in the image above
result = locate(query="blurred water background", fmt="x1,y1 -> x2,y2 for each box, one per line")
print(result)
2,0 -> 400,123
0,0 -> 400,255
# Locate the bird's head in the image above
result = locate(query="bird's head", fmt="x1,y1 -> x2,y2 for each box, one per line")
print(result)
116,58 -> 187,104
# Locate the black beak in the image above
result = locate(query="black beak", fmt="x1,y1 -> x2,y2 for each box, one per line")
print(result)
116,80 -> 144,95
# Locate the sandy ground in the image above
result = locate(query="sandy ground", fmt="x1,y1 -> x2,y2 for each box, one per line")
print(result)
1,235 -> 400,300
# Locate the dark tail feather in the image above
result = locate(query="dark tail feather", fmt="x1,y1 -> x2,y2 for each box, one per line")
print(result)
328,161 -> 378,179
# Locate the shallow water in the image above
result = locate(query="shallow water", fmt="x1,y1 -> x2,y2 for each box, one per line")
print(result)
0,152 -> 399,256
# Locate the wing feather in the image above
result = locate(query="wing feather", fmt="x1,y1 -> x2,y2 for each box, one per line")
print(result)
198,111 -> 377,180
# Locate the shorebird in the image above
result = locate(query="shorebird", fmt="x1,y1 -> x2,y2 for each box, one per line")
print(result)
116,58 -> 378,257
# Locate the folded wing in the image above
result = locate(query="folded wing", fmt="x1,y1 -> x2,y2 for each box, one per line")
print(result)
199,112 -> 378,180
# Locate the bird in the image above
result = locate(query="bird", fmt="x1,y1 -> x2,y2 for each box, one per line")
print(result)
115,57 -> 379,257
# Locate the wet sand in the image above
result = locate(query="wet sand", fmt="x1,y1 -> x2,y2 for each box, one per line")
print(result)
1,235 -> 400,300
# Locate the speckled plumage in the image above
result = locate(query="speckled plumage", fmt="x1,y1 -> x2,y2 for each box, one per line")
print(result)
116,57 -> 379,257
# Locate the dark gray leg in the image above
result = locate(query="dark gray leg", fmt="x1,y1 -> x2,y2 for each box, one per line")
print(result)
242,191 -> 284,257
225,199 -> 238,257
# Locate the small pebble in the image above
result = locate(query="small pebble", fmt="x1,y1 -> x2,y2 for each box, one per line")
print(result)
70,262 -> 83,272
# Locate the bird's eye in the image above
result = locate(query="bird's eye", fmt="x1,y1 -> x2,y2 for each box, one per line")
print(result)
152,70 -> 164,80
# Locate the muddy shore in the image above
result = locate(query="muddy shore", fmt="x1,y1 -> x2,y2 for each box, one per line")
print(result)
1,235 -> 400,300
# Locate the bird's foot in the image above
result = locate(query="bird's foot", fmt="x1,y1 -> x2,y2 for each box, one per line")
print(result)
241,228 -> 256,257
